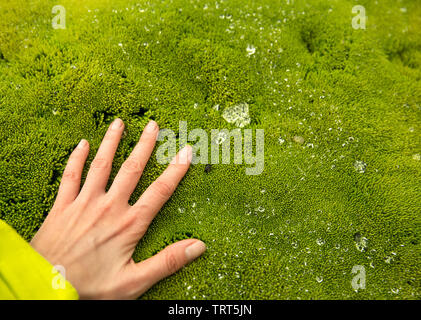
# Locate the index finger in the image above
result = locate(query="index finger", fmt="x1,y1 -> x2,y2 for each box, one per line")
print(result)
130,145 -> 192,226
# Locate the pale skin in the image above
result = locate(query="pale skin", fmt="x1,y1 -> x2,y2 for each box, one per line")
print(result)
30,118 -> 206,299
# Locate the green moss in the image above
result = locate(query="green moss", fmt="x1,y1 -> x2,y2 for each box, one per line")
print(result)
0,0 -> 420,299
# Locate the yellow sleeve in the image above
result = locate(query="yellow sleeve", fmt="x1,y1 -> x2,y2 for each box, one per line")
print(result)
0,220 -> 79,300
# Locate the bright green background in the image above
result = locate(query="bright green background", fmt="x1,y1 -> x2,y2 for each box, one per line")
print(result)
0,0 -> 420,299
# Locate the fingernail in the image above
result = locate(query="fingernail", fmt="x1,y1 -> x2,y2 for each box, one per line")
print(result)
185,240 -> 206,263
145,120 -> 157,133
179,145 -> 193,164
77,139 -> 87,149
111,118 -> 123,130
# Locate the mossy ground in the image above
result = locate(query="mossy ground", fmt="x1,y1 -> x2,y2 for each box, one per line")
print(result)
0,0 -> 420,299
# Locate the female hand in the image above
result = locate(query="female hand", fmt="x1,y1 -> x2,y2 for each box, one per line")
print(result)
30,119 -> 206,299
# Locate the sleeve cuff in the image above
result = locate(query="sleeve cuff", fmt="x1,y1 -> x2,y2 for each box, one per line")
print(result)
0,220 -> 79,300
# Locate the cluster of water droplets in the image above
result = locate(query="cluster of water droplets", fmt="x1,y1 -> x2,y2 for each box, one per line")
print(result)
353,160 -> 367,173
354,232 -> 368,252
222,102 -> 251,128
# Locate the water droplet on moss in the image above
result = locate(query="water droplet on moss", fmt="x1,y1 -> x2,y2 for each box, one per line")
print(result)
249,228 -> 257,235
354,160 -> 367,173
385,256 -> 394,264
256,206 -> 265,213
222,103 -> 251,128
354,232 -> 368,252
293,136 -> 304,144
246,44 -> 256,56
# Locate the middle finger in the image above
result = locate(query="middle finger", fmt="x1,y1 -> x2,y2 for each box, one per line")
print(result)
81,118 -> 124,196
108,120 -> 159,202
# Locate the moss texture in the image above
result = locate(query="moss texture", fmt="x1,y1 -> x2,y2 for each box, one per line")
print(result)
0,0 -> 420,299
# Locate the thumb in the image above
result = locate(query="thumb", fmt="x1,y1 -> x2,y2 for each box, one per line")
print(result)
128,239 -> 206,297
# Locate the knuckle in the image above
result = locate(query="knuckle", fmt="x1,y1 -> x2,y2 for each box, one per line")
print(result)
133,218 -> 150,236
124,212 -> 138,227
75,194 -> 90,208
131,203 -> 150,215
91,158 -> 110,170
121,158 -> 142,174
98,197 -> 114,213
114,214 -> 139,238
130,205 -> 151,233
151,180 -> 174,199
165,251 -> 179,274
62,169 -> 79,182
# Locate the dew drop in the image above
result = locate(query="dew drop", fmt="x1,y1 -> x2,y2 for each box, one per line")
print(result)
248,228 -> 257,235
246,44 -> 256,56
385,255 -> 394,264
293,136 -> 305,144
222,103 -> 251,128
354,160 -> 367,173
256,206 -> 265,213
354,232 -> 368,252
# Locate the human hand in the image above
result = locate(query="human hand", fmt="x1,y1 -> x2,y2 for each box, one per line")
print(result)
30,119 -> 206,299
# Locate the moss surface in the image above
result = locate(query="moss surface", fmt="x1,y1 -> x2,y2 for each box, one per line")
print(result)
0,0 -> 420,299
